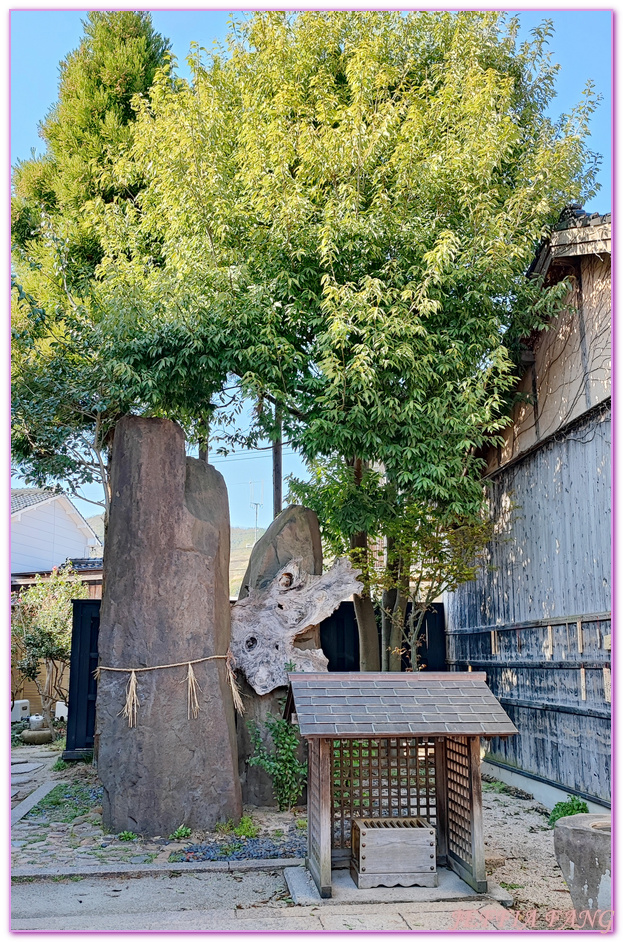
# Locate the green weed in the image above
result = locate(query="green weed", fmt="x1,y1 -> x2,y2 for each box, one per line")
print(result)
118,831 -> 138,841
482,781 -> 507,793
169,825 -> 192,840
233,816 -> 259,838
548,795 -> 589,828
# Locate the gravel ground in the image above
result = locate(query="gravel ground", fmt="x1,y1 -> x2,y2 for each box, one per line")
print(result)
481,779 -> 575,930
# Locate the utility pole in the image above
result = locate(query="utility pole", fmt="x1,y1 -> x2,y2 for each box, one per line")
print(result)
273,405 -> 282,519
250,481 -> 264,545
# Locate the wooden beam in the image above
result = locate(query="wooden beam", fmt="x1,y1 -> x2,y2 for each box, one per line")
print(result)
434,738 -> 448,862
318,738 -> 333,897
469,736 -> 487,891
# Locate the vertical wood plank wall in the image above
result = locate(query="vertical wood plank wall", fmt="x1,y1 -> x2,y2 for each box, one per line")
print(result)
446,407 -> 611,804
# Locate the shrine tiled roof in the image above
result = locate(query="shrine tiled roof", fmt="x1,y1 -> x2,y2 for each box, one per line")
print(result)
285,672 -> 517,739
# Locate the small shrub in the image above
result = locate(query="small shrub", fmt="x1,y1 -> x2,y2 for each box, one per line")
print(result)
118,831 -> 138,841
11,720 -> 29,747
548,795 -> 589,828
233,816 -> 259,838
482,780 -> 507,794
169,825 -> 192,840
248,714 -> 307,811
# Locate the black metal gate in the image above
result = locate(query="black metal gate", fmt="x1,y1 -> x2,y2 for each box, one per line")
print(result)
63,599 -> 100,760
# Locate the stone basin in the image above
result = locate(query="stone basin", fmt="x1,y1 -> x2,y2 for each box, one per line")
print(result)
553,813 -> 611,913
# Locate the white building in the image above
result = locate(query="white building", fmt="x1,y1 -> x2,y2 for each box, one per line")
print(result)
11,488 -> 102,576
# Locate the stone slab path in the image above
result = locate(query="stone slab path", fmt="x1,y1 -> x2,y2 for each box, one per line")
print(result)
11,870 -> 518,932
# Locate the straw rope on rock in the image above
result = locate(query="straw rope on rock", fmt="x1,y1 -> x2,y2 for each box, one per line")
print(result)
95,652 -> 244,728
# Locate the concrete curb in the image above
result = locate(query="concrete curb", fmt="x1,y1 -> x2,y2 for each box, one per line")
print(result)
12,857 -> 305,881
11,781 -> 67,825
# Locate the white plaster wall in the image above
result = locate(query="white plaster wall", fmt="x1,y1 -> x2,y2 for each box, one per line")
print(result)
11,499 -> 92,574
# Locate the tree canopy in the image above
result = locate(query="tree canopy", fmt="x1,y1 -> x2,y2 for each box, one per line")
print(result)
89,11 -> 599,660
12,11 -> 601,661
11,12 -> 171,507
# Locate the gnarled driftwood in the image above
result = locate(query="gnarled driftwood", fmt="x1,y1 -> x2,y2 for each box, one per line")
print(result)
231,557 -> 363,695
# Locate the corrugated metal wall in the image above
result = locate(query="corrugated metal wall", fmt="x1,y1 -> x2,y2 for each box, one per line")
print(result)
445,404 -> 611,804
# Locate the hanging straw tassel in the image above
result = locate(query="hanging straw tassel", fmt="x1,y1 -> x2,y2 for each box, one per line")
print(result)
226,649 -> 245,715
186,662 -> 201,720
120,669 -> 139,728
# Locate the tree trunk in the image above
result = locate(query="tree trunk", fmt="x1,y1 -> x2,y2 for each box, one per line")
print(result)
273,407 -> 282,518
39,660 -> 55,731
348,458 -> 380,671
354,592 -> 380,671
389,588 -> 409,672
381,585 -> 395,671
198,420 -> 209,463
350,530 -> 380,671
406,608 -> 427,671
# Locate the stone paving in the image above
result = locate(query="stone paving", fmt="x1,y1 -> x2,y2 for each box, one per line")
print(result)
11,747 -> 58,807
10,747 -> 306,873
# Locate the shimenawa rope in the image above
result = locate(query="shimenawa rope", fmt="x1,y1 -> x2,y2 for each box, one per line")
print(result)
94,651 -> 244,728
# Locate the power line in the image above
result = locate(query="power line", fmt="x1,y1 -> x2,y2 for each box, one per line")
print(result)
207,450 -> 298,465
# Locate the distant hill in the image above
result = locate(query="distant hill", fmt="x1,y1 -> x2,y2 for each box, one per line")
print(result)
230,527 -> 265,597
86,514 -> 263,598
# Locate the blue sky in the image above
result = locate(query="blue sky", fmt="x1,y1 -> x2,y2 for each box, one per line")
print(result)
10,9 -> 613,527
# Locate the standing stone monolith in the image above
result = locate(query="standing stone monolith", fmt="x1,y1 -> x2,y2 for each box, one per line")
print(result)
96,416 -> 242,835
238,505 -> 323,599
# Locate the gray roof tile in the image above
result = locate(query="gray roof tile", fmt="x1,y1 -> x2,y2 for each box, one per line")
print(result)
11,488 -> 56,514
286,672 -> 517,739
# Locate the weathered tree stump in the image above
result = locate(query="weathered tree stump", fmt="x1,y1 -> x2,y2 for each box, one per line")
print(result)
232,507 -> 361,806
96,416 -> 242,835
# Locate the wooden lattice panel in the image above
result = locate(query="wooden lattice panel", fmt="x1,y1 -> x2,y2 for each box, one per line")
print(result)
446,736 -> 472,867
330,738 -> 437,850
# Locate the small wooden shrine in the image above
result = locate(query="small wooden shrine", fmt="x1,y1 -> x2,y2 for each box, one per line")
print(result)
285,672 -> 517,898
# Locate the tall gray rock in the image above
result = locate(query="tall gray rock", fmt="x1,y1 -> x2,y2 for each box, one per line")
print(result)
96,416 -> 241,835
238,505 -> 323,598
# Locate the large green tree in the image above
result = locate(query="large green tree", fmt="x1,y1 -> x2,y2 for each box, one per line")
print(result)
96,11 -> 598,665
13,12 -> 600,665
11,12 -> 171,509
